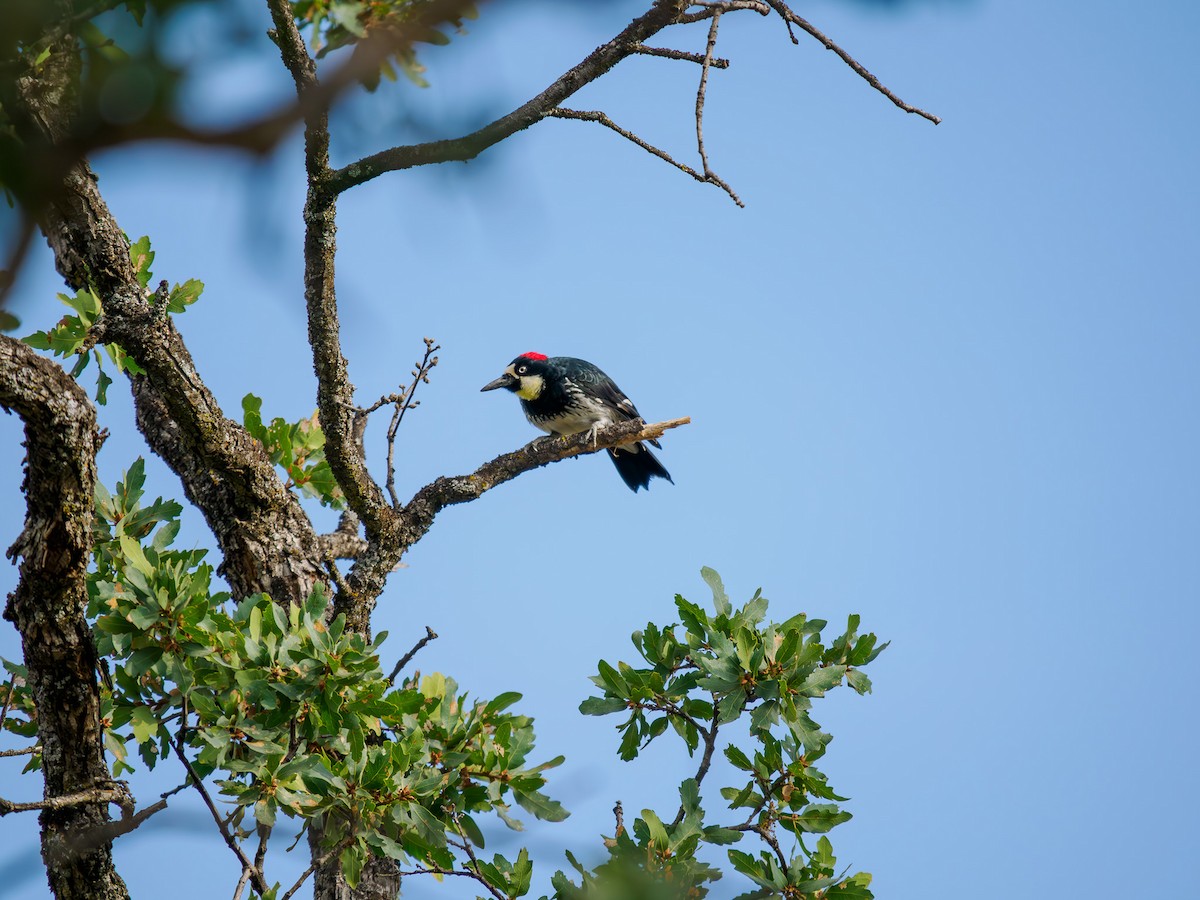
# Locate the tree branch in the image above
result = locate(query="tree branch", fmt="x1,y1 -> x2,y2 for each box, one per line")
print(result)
387,626 -> 438,685
67,781 -> 189,855
319,530 -> 369,561
0,745 -> 39,758
327,0 -> 692,195
547,107 -> 741,206
327,0 -> 938,199
384,339 -> 440,509
764,0 -> 942,124
397,417 -> 690,551
173,720 -> 270,897
633,43 -> 731,68
0,784 -> 128,817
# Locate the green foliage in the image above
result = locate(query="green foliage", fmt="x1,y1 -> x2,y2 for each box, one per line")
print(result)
558,567 -> 886,899
3,476 -> 884,900
22,235 -> 201,404
242,394 -> 345,509
82,460 -> 562,890
290,0 -> 478,89
0,660 -> 40,772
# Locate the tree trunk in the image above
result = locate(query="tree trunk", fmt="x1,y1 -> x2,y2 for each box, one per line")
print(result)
1,337 -> 130,900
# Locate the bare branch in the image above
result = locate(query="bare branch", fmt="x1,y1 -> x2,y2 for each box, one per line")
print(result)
678,0 -> 770,25
71,781 -> 189,852
267,0 -> 398,549
397,417 -> 690,551
0,745 -> 39,758
231,868 -> 251,900
765,0 -> 942,124
692,12 -> 744,207
548,108 -> 742,206
396,866 -> 509,891
450,809 -> 507,900
328,1 -> 693,194
385,339 -> 440,508
173,717 -> 269,897
254,824 -> 272,885
633,44 -> 730,68
387,626 -> 439,685
0,784 -> 129,817
670,701 -> 721,827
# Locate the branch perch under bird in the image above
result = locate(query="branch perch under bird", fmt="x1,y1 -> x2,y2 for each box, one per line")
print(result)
397,417 -> 690,548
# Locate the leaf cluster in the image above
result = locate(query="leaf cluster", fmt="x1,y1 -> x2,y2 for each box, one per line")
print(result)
0,660 -> 39,771
82,461 -> 565,892
243,394 -> 345,509
22,235 -> 201,404
562,567 -> 887,900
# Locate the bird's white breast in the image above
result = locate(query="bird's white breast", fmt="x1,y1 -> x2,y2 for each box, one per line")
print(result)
525,389 -> 617,436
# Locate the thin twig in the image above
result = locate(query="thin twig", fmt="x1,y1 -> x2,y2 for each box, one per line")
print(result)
328,1 -> 701,194
397,866 -> 508,887
548,109 -> 742,206
633,44 -> 730,68
280,838 -> 351,900
70,781 -> 187,853
0,784 -> 127,816
759,818 -> 789,869
671,702 -> 721,827
0,745 -> 39,758
696,12 -> 720,177
253,824 -> 272,884
231,867 -> 251,900
385,338 -> 440,508
679,0 -> 771,24
361,392 -> 405,415
387,626 -> 438,685
772,2 -> 942,124
449,809 -> 506,900
173,708 -> 269,896
692,11 -> 743,206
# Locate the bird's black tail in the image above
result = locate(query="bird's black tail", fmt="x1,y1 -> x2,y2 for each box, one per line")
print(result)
607,442 -> 673,492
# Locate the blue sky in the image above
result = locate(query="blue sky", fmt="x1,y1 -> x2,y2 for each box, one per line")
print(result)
2,0 -> 1198,896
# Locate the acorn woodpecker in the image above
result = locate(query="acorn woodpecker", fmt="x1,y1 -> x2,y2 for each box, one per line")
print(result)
481,353 -> 673,492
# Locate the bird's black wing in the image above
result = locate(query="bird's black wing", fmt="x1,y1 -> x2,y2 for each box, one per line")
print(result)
563,357 -> 642,422
560,357 -> 662,448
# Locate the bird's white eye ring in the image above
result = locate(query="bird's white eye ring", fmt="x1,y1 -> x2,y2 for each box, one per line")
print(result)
518,365 -> 527,374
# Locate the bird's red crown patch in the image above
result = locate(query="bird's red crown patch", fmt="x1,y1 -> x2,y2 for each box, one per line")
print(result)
519,352 -> 548,361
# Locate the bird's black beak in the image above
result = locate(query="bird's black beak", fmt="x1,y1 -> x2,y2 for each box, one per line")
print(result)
480,373 -> 518,392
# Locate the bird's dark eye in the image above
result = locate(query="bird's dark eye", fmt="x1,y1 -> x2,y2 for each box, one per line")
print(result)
517,365 -> 528,374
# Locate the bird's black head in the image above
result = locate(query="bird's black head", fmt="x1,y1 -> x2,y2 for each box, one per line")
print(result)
480,352 -> 550,399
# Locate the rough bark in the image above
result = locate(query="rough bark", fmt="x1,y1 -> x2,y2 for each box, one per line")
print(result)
7,18 -> 329,609
0,336 -> 129,900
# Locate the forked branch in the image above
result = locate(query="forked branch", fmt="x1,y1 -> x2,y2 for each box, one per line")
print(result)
327,0 -> 939,197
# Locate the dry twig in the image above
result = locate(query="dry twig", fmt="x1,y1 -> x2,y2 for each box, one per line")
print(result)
387,626 -> 439,684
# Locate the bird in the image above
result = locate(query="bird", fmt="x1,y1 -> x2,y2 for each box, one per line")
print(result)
481,352 -> 673,492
